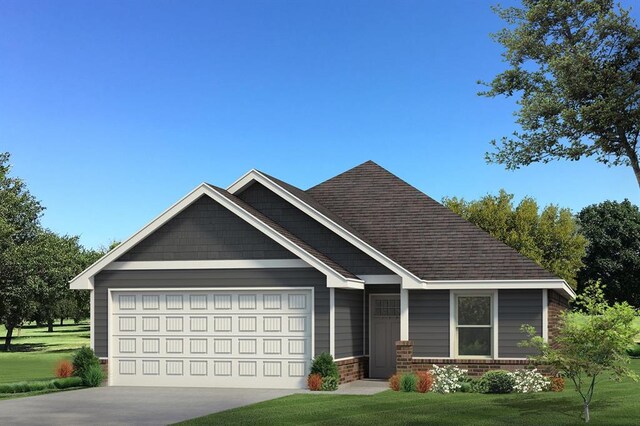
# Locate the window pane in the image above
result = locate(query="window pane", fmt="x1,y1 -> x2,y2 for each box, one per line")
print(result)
457,296 -> 491,325
458,327 -> 491,356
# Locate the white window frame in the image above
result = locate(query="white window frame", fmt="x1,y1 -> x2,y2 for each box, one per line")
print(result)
450,290 -> 499,359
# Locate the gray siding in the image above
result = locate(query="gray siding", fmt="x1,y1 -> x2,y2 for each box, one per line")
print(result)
409,290 -> 450,357
238,183 -> 391,275
335,289 -> 364,358
118,196 -> 297,261
93,268 -> 328,358
498,289 -> 542,358
364,284 -> 400,354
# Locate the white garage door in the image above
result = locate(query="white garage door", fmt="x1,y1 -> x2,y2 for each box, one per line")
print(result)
109,288 -> 313,389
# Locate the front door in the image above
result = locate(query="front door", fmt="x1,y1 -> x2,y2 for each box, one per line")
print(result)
370,295 -> 400,379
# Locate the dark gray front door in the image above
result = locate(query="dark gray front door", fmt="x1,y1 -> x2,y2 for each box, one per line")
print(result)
370,295 -> 400,379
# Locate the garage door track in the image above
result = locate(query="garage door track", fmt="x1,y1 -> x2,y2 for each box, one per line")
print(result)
0,386 -> 295,425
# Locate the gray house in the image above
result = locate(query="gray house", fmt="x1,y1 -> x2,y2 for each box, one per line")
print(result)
70,161 -> 574,388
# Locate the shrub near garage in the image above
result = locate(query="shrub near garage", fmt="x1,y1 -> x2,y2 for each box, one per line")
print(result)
308,352 -> 339,391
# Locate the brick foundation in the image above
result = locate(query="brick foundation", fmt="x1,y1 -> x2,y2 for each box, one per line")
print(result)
395,340 -> 414,373
336,356 -> 369,384
411,358 -> 554,377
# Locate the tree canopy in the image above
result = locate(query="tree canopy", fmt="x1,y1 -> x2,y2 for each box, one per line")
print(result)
481,0 -> 640,187
577,199 -> 640,306
443,190 -> 587,287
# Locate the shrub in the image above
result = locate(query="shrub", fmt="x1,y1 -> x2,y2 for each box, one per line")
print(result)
72,347 -> 100,378
430,365 -> 467,393
481,370 -> 515,394
511,369 -> 548,393
400,373 -> 418,392
82,364 -> 105,387
0,377 -> 84,394
627,343 -> 640,358
416,371 -> 433,393
310,352 -> 339,381
389,374 -> 401,391
550,376 -> 565,392
321,376 -> 339,391
307,373 -> 323,391
55,360 -> 74,378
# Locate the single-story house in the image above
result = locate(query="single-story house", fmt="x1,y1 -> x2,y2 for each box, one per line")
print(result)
70,161 -> 574,389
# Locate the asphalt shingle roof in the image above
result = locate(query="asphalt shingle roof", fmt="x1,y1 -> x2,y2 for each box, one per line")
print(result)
303,161 -> 558,281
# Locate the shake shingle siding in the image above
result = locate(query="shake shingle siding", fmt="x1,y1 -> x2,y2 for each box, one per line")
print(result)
118,196 -> 296,262
93,268 -> 329,358
409,290 -> 450,357
238,182 -> 391,275
335,289 -> 364,359
498,290 -> 543,358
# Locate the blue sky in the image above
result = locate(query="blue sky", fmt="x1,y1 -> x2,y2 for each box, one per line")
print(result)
1,0 -> 638,249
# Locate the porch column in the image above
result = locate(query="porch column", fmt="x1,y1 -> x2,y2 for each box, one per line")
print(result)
400,287 -> 409,340
395,340 -> 413,373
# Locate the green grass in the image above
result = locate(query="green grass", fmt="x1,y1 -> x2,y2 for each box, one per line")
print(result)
176,360 -> 640,426
0,323 -> 89,383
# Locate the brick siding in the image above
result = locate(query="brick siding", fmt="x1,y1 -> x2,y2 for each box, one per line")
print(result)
548,290 -> 569,346
336,356 -> 369,384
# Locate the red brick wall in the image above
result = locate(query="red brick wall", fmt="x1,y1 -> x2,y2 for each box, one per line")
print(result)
336,356 -> 369,384
548,290 -> 569,346
395,340 -> 414,374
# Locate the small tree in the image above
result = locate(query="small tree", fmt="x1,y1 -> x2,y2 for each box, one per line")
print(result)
521,282 -> 639,422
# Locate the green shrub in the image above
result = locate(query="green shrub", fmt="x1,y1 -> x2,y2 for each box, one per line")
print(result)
82,365 -> 105,387
400,373 -> 418,392
310,352 -> 339,380
72,346 -> 100,378
471,378 -> 489,394
481,370 -> 515,394
0,377 -> 84,394
626,343 -> 640,357
320,375 -> 339,391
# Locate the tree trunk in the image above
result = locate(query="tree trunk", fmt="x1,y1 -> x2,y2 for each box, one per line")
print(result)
47,319 -> 54,333
583,402 -> 590,423
620,133 -> 640,188
4,326 -> 14,351
60,318 -> 64,326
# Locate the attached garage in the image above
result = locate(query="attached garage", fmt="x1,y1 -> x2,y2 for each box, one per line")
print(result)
110,288 -> 313,388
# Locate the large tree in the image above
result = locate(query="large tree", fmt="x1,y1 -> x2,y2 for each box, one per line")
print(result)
481,0 -> 640,187
0,152 -> 44,350
443,190 -> 587,287
577,199 -> 640,306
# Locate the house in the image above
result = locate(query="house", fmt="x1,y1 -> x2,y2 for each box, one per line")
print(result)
69,161 -> 574,389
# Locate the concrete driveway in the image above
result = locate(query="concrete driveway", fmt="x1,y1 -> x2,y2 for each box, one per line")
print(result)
0,386 -> 295,425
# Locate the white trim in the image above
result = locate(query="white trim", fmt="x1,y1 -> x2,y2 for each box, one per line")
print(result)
105,259 -> 310,271
69,184 -> 363,290
227,170 -> 424,288
368,293 -> 400,378
333,355 -> 366,362
358,275 -> 401,285
542,289 -> 549,343
452,290 -> 497,359
329,288 -> 335,357
400,288 -> 409,340
89,289 -> 95,350
423,280 -> 575,299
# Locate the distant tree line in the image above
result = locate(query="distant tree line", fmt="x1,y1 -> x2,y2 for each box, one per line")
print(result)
443,192 -> 640,307
0,152 -> 107,351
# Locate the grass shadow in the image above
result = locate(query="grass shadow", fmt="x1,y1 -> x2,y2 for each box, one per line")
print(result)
0,343 -> 47,353
495,393 -> 618,423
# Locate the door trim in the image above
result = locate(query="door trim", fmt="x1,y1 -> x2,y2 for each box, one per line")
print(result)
107,286 -> 315,387
368,293 -> 400,378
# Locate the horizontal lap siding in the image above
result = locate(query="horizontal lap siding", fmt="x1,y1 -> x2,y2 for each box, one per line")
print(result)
409,290 -> 450,357
238,183 -> 391,275
94,268 -> 328,358
498,290 -> 542,358
118,196 -> 297,261
335,289 -> 364,359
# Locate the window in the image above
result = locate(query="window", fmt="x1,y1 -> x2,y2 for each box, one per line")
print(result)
455,294 -> 493,357
374,298 -> 400,318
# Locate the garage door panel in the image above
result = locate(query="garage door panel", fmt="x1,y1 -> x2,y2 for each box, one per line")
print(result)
110,289 -> 312,389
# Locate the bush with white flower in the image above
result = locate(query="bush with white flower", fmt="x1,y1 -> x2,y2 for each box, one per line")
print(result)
511,368 -> 549,393
430,365 -> 468,394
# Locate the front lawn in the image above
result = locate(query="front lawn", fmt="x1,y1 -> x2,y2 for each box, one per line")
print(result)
0,323 -> 89,383
176,359 -> 640,426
